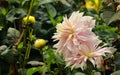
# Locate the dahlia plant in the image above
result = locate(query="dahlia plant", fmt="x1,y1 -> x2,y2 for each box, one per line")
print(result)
53,11 -> 115,70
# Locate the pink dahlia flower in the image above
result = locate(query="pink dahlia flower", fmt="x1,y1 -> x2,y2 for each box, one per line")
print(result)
64,41 -> 112,70
53,11 -> 101,53
52,11 -> 114,70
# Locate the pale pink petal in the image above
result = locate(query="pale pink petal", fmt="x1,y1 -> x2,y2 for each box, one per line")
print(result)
52,11 -> 114,70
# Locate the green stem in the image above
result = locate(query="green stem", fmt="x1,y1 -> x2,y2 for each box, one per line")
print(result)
25,28 -> 33,59
21,0 -> 34,75
9,0 -> 34,75
26,0 -> 34,22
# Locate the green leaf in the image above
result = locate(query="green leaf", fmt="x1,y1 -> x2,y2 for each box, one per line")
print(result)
0,45 -> 7,53
0,26 -> 3,31
101,11 -> 114,24
6,0 -> 20,4
108,11 -> 120,25
6,8 -> 26,22
39,0 -> 57,5
46,4 -> 57,18
114,52 -> 120,69
0,47 -> 19,64
21,0 -> 29,6
7,15 -> 18,22
27,67 -> 40,75
55,52 -> 64,64
75,72 -> 86,75
1,8 -> 7,15
7,27 -> 20,38
45,4 -> 57,26
18,42 -> 23,49
114,0 -> 120,3
27,66 -> 47,75
94,25 -> 119,46
110,70 -> 120,75
0,47 -> 9,56
93,72 -> 101,75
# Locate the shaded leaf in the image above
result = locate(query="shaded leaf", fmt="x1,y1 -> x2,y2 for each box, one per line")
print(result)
0,47 -> 9,56
45,4 -> 57,26
6,0 -> 20,4
0,26 -> 3,31
46,4 -> 57,18
101,11 -> 114,24
27,67 -> 40,75
6,8 -> 26,22
110,70 -> 120,75
7,27 -> 20,44
27,66 -> 47,75
75,72 -> 86,75
21,0 -> 29,6
108,11 -> 120,25
93,72 -> 101,75
39,0 -> 57,5
114,52 -> 120,70
0,45 -> 7,53
0,47 -> 19,64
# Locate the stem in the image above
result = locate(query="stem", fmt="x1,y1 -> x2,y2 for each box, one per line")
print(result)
21,0 -> 34,74
10,0 -> 35,75
26,0 -> 34,21
13,0 -> 34,49
25,28 -> 33,59
13,28 -> 25,49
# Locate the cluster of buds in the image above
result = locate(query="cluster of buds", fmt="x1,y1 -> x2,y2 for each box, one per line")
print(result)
22,16 -> 36,25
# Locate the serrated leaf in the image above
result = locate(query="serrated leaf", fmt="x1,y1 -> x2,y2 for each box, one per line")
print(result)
110,70 -> 120,75
108,11 -> 120,25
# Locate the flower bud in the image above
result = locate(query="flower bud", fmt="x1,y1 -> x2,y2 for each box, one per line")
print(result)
34,39 -> 46,48
22,16 -> 35,25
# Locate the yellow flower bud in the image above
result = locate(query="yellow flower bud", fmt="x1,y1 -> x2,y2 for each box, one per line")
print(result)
34,39 -> 46,48
22,16 -> 35,25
